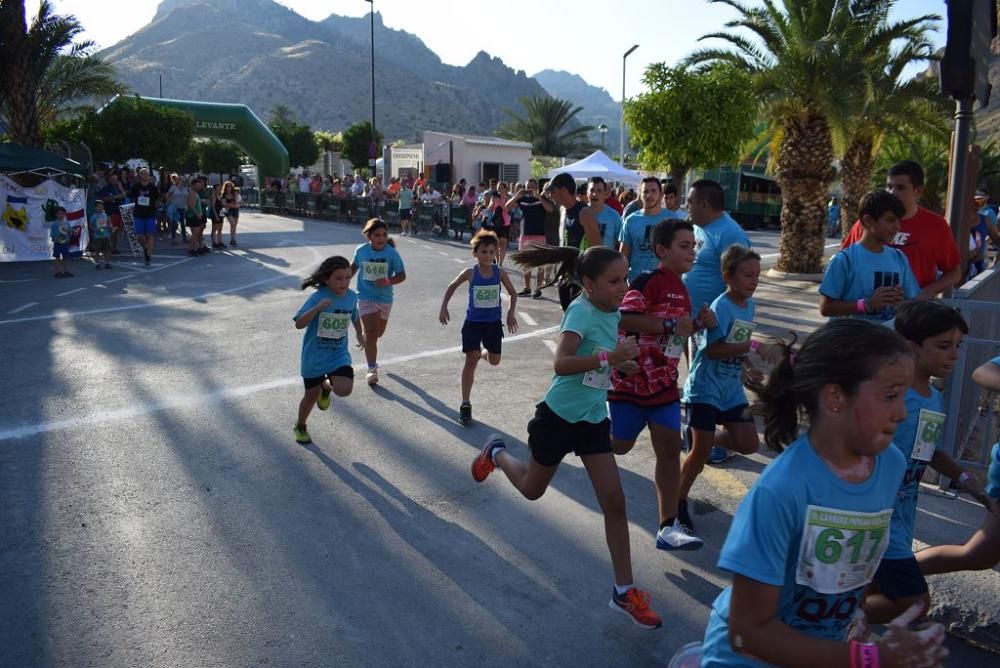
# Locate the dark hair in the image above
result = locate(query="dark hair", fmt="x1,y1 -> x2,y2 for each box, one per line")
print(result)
588,176 -> 607,189
887,160 -> 925,188
663,182 -> 678,196
894,300 -> 969,345
859,190 -> 904,222
576,183 -> 588,196
549,172 -> 575,193
510,245 -> 624,288
301,255 -> 351,290
56,206 -> 67,214
749,319 -> 911,452
362,217 -> 395,246
721,244 -> 761,276
689,179 -> 726,211
640,176 -> 661,191
651,219 -> 694,252
471,229 -> 499,252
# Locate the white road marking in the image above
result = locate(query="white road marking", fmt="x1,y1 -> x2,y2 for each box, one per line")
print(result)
0,278 -> 37,284
55,287 -> 87,297
422,244 -> 433,250
102,256 -> 196,284
438,251 -> 450,257
543,339 -> 558,353
6,302 -> 37,315
452,258 -> 465,264
517,311 -> 538,326
0,325 -> 559,441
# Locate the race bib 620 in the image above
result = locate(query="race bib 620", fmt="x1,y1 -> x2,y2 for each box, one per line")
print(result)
473,285 -> 500,309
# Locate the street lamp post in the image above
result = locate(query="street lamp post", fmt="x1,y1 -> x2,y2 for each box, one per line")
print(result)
365,0 -> 377,179
598,124 -> 608,150
620,44 -> 638,165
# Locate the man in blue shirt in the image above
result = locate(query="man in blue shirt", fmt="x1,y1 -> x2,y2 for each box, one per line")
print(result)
683,179 -> 751,313
586,176 -> 622,250
619,177 -> 685,282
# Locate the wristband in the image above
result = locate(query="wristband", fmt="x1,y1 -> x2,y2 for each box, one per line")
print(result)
662,317 -> 677,334
598,351 -> 609,368
856,298 -> 867,314
959,471 -> 972,484
749,339 -> 760,352
849,641 -> 880,668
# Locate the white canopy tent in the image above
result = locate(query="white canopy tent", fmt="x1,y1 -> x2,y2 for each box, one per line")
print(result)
546,150 -> 641,185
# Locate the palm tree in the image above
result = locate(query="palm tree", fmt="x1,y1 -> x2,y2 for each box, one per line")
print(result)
687,0 -> 936,273
0,0 -> 126,147
499,96 -> 595,158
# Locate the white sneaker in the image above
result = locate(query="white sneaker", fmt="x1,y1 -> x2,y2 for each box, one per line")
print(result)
656,519 -> 703,551
366,367 -> 379,386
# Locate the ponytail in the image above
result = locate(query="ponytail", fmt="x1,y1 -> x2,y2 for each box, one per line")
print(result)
747,349 -> 799,452
510,244 -> 624,289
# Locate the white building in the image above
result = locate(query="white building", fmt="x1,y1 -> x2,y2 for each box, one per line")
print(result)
422,131 -> 532,187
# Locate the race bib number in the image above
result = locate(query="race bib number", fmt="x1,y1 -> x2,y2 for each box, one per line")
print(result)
317,311 -> 351,339
137,196 -> 150,207
912,408 -> 945,462
726,319 -> 757,344
363,261 -> 388,282
582,347 -> 613,390
796,505 -> 891,595
664,335 -> 686,360
473,285 -> 500,309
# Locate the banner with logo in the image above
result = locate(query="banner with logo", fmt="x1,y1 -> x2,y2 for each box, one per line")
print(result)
1,175 -> 89,262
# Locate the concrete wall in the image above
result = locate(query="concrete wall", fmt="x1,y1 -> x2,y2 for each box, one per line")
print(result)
423,131 -> 531,187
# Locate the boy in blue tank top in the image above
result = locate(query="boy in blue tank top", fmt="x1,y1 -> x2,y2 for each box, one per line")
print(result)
439,230 -> 518,424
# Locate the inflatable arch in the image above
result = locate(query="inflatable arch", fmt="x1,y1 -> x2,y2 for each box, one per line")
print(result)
106,96 -> 289,178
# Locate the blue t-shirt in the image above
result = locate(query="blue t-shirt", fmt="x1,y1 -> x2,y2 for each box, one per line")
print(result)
543,295 -> 620,423
50,220 -> 70,244
818,243 -> 920,322
594,206 -> 622,248
466,263 -> 502,323
885,387 -> 945,559
398,188 -> 414,209
619,209 -> 685,282
701,436 -> 906,666
683,212 -> 751,311
293,288 -> 359,378
90,212 -> 111,239
352,242 -> 405,304
683,293 -> 754,411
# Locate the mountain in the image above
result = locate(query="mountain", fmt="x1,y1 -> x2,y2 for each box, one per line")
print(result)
100,0 -> 550,144
533,69 -> 623,155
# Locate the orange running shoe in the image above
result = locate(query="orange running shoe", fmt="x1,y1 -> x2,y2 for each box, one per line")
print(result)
609,587 -> 662,630
471,434 -> 504,482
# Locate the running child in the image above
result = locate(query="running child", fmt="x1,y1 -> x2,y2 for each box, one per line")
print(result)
609,219 -> 715,551
89,200 -> 113,269
679,245 -> 780,544
472,245 -> 663,630
50,207 -> 73,278
916,352 -> 1000,577
861,300 -> 986,625
439,230 -> 519,425
700,319 -> 948,667
819,190 -> 920,322
351,218 -> 406,386
292,256 -> 365,445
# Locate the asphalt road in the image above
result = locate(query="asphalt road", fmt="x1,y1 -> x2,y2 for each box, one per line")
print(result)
0,213 -> 994,667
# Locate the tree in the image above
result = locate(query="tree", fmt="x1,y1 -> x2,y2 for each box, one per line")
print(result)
687,0 -> 928,273
625,63 -> 757,187
0,0 -> 126,146
498,96 -> 595,157
341,121 -> 384,170
313,130 -> 343,154
83,96 -> 195,167
267,106 -> 319,169
197,139 -> 241,175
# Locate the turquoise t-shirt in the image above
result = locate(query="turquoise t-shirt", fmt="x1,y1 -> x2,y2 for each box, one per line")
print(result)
885,386 -> 946,559
701,436 -> 906,666
50,220 -> 70,244
398,188 -> 414,209
594,206 -> 622,248
90,212 -> 111,240
683,293 -> 755,411
683,212 -> 751,310
818,243 -> 920,322
543,295 -> 620,423
293,288 -> 359,378
352,242 -> 405,304
619,209 -> 684,282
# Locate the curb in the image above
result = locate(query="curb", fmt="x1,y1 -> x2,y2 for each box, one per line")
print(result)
765,267 -> 825,283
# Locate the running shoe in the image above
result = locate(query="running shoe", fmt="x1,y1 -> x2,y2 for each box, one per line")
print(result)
609,587 -> 662,630
64,271 -> 74,277
517,287 -> 531,296
677,499 -> 696,535
708,446 -> 734,465
532,290 -> 542,299
459,401 -> 472,424
656,519 -> 703,551
230,239 -> 238,247
472,434 -> 504,482
293,425 -> 312,444
366,367 -> 379,386
218,242 -> 228,249
316,388 -> 331,411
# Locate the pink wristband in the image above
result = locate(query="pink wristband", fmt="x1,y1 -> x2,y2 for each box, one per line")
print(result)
598,351 -> 609,368
749,339 -> 760,352
856,298 -> 867,314
849,640 -> 880,668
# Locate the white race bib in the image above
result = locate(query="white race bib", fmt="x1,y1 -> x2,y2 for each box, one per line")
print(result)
663,335 -> 686,360
726,319 -> 757,344
912,408 -> 945,462
582,346 -> 613,390
363,261 -> 388,282
317,311 -> 351,339
473,284 -> 500,309
137,196 -> 150,207
795,505 -> 891,595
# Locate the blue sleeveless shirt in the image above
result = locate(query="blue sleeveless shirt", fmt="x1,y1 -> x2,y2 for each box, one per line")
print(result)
466,264 -> 503,322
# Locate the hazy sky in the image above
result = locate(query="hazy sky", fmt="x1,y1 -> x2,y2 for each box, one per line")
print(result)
28,0 -> 949,99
